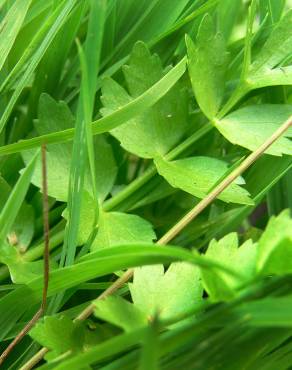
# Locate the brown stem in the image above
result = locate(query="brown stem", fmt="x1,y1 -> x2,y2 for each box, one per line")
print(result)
0,144 -> 50,366
20,116 -> 292,369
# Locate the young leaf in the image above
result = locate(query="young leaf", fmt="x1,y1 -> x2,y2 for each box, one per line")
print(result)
215,105 -> 292,156
154,156 -> 253,205
257,210 -> 292,275
23,94 -> 117,202
22,94 -> 75,201
130,261 -> 203,323
94,296 -> 147,332
30,315 -> 86,360
101,41 -> 188,158
186,14 -> 228,120
0,242 -> 43,284
201,233 -> 257,301
91,210 -> 156,251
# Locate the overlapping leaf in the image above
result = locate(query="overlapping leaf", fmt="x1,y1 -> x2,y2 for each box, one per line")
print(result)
130,261 -> 203,324
23,94 -> 117,202
101,41 -> 188,158
154,156 -> 253,204
201,233 -> 257,301
186,14 -> 228,120
215,105 -> 292,156
257,210 -> 292,275
91,210 -> 156,251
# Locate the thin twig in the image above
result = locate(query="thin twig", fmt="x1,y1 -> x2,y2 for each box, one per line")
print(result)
20,115 -> 292,369
0,144 -> 50,367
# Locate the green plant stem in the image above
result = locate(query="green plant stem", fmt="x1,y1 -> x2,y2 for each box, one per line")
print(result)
166,123 -> 213,160
104,166 -> 156,211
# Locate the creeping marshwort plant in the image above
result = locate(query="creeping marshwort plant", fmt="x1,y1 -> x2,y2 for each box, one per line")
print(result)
0,0 -> 292,369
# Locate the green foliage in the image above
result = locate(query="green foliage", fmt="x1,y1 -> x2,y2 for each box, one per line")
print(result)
94,295 -> 148,332
91,210 -> 156,251
154,156 -> 253,204
30,315 -> 87,360
201,234 -> 257,301
0,0 -> 31,72
130,262 -> 202,323
249,10 -> 292,74
0,1 -> 292,369
101,42 -> 188,158
257,210 -> 292,274
186,14 -> 228,120
215,105 -> 292,155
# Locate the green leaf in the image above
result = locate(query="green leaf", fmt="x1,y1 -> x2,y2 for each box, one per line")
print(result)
130,261 -> 203,323
257,210 -> 292,275
186,14 -> 228,119
0,56 -> 187,157
0,152 -> 38,244
101,42 -> 188,158
201,233 -> 257,301
0,176 -> 34,251
91,210 -> 156,251
22,94 -> 74,201
249,10 -> 292,74
154,156 -> 253,205
139,316 -> 160,370
23,94 -> 117,202
215,104 -> 292,156
235,296 -> 292,328
0,244 -> 226,339
249,66 -> 292,89
0,154 -> 38,283
259,0 -> 286,25
30,315 -> 85,360
0,0 -> 31,72
217,0 -> 241,41
94,296 -> 147,332
3,250 -> 43,284
39,328 -> 145,370
0,0 -> 77,134
66,200 -> 156,248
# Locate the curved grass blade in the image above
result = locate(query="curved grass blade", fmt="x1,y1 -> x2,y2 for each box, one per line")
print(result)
0,57 -> 187,156
0,0 -> 32,72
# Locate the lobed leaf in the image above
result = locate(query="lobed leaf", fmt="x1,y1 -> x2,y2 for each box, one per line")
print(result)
23,94 -> 117,202
186,14 -> 228,120
257,210 -> 292,275
215,105 -> 292,156
154,156 -> 253,204
201,233 -> 257,301
101,42 -> 188,158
